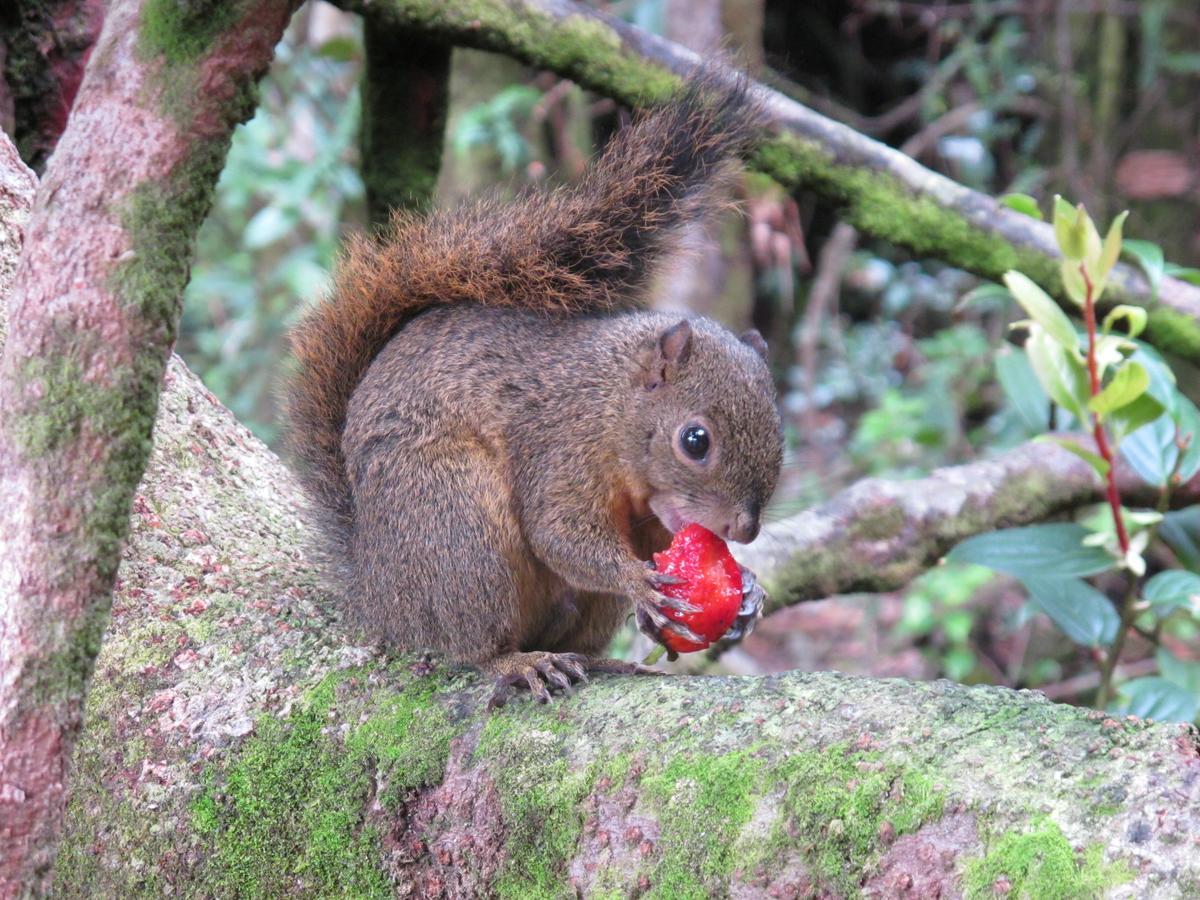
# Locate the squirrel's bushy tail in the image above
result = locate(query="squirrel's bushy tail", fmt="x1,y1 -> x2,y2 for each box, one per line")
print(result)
285,73 -> 761,539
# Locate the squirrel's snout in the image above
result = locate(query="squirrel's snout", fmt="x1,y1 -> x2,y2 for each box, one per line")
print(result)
724,508 -> 760,544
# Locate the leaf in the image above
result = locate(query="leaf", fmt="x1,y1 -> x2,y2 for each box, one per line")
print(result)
946,523 -> 1116,579
1169,396 -> 1200,482
1157,648 -> 1200,695
1059,258 -> 1088,307
1038,435 -> 1109,476
1024,327 -> 1090,423
1115,677 -> 1199,723
1053,195 -> 1084,258
1002,271 -> 1078,349
243,205 -> 296,249
999,193 -> 1043,219
1108,392 -> 1167,443
1164,263 -> 1200,286
1097,211 -> 1129,282
1119,415 -> 1177,486
958,282 -> 1014,311
1143,570 -> 1200,613
1020,575 -> 1120,647
1160,507 -> 1200,572
1100,304 -> 1147,339
1123,239 -> 1166,297
1089,362 -> 1149,416
996,347 -> 1050,434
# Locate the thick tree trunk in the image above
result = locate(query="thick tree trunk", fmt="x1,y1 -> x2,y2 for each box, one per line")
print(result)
1,146 -> 1195,899
0,0 -> 296,890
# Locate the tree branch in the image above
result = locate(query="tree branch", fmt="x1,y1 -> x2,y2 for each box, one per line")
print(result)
336,0 -> 1200,363
0,0 -> 296,888
738,438 -> 1200,615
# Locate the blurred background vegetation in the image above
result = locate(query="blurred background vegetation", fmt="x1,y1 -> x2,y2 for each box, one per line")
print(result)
179,0 -> 1200,717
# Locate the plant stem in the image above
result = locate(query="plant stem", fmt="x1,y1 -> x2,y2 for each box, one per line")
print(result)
1081,263 -> 1131,555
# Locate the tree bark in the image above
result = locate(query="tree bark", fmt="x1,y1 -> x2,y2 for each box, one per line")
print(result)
335,0 -> 1200,364
361,21 -> 451,224
1,134 -> 1196,899
0,0 -> 296,889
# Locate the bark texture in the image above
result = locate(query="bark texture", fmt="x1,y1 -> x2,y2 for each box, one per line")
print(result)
335,0 -> 1200,363
0,155 -> 1192,898
0,0 -> 296,889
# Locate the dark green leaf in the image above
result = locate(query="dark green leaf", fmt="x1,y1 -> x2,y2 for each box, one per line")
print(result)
947,524 -> 1115,579
1160,507 -> 1200,571
1115,677 -> 1199,723
1143,570 -> 1200,613
1020,576 -> 1120,647
1164,263 -> 1200,286
1120,416 -> 1177,487
1123,239 -> 1165,297
1157,648 -> 1200,695
996,347 -> 1050,434
1174,397 -> 1200,482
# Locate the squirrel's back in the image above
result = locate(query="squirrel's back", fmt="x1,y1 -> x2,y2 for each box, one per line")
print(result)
285,73 -> 761,554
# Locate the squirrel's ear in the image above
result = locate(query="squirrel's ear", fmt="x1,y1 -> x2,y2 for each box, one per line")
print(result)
644,320 -> 693,389
740,329 -> 768,360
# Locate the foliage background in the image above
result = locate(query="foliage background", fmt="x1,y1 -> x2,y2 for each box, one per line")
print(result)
178,0 -> 1200,719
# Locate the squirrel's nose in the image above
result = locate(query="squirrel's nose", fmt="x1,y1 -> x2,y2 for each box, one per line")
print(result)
725,509 -> 760,544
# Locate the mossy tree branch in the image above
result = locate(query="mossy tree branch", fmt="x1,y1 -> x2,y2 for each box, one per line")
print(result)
2,142 -> 1197,897
331,0 -> 1200,362
736,437 -> 1200,616
360,20 -> 450,224
0,0 -> 298,888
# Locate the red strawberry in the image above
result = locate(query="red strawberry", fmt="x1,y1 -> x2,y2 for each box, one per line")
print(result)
651,523 -> 744,653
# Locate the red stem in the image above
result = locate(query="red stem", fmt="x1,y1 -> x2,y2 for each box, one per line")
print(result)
1081,263 -> 1131,555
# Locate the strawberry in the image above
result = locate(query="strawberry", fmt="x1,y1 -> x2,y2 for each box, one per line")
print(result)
651,523 -> 744,653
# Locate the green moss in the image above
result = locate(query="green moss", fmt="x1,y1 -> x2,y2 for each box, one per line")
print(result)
751,744 -> 944,897
192,683 -> 389,897
1146,306 -> 1200,361
139,0 -> 241,65
964,820 -> 1131,899
643,751 -> 763,899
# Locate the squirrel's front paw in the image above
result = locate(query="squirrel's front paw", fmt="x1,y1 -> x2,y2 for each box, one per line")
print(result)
633,565 -> 705,656
723,565 -> 765,643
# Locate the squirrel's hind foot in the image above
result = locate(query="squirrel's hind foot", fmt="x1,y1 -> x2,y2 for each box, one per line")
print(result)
485,652 -> 661,709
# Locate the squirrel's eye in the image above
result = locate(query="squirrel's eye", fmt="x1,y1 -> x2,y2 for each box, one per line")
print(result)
679,424 -> 710,461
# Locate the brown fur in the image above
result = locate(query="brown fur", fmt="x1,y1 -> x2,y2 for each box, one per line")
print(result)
284,75 -> 781,690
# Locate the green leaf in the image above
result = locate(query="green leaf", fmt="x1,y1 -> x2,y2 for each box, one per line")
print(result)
1038,435 -> 1109,476
1003,271 -> 1078,348
1115,677 -> 1199,723
1175,396 -> 1200,482
999,193 -> 1043,219
947,524 -> 1115,580
958,282 -> 1014,311
1108,392 -> 1167,443
1100,305 -> 1147,339
1144,570 -> 1200,613
1076,203 -> 1103,266
1157,648 -> 1200,695
1123,239 -> 1166,297
1098,211 -> 1129,282
996,347 -> 1050,434
1053,195 -> 1084,259
1059,258 -> 1088,307
1164,263 -> 1200,286
1024,327 -> 1090,423
1161,507 -> 1200,572
1020,575 -> 1120,647
1089,362 -> 1149,416
1119,415 -> 1177,486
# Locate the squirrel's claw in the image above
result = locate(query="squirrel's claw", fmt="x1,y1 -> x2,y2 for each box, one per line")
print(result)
635,598 -> 705,646
486,651 -> 589,709
723,566 -> 765,643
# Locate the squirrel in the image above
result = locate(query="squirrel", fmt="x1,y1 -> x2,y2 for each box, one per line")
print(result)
285,75 -> 783,705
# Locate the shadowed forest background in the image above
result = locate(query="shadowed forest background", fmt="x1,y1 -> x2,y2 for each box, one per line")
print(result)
172,0 -> 1200,712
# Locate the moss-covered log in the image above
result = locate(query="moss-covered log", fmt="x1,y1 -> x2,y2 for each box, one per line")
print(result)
0,168 -> 1186,899
333,0 -> 1200,362
738,437 -> 1200,617
0,0 -> 297,888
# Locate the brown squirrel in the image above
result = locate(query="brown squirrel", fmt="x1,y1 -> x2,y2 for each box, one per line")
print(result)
285,76 -> 783,704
